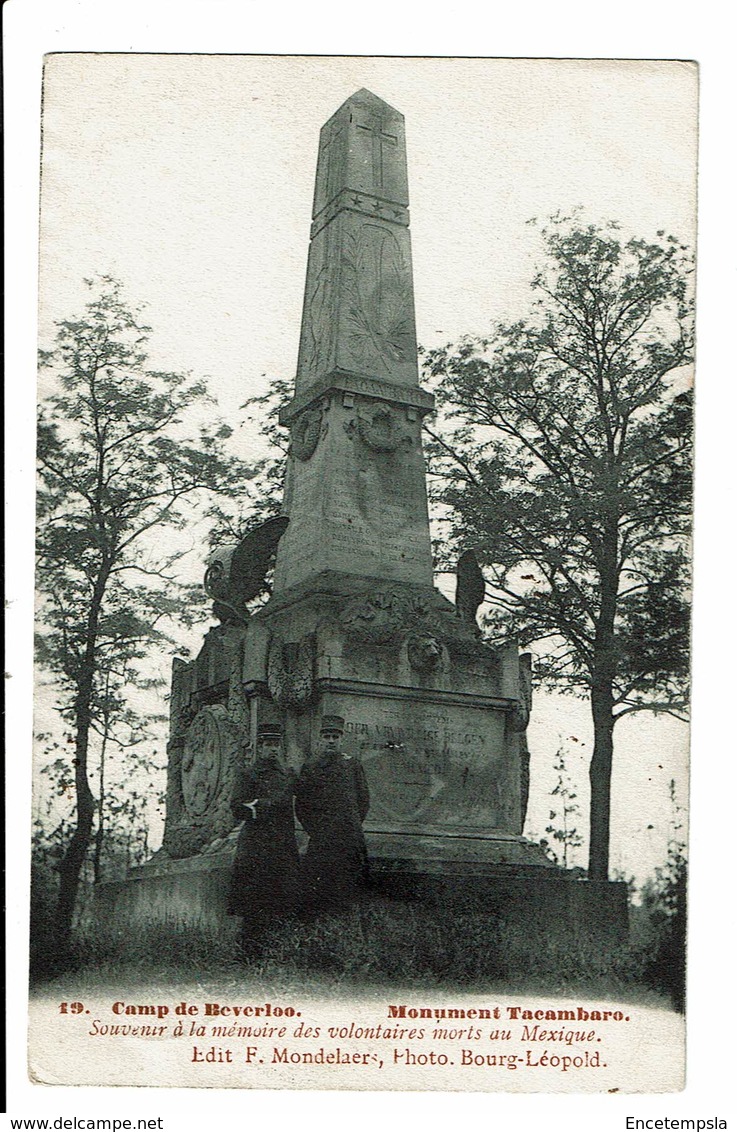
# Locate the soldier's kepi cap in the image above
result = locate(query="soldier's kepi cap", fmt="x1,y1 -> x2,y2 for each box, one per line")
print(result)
257,721 -> 283,739
320,714 -> 345,733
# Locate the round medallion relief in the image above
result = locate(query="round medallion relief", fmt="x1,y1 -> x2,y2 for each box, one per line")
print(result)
180,705 -> 233,819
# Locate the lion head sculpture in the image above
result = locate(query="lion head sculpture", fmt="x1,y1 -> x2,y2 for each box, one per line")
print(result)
407,633 -> 446,674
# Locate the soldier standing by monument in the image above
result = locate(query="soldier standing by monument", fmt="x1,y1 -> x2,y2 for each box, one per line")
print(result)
227,721 -> 300,955
296,716 -> 370,915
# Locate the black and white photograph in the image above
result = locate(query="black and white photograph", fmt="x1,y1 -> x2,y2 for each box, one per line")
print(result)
23,54 -> 697,1093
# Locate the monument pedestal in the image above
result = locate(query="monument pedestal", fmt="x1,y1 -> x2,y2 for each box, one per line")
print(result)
97,841 -> 628,951
96,843 -> 239,934
255,570 -> 531,836
369,868 -> 629,950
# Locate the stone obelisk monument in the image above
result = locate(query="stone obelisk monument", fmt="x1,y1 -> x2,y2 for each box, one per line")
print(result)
248,89 -> 542,871
101,90 -> 626,942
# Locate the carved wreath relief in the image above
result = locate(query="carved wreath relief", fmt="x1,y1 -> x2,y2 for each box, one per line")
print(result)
344,402 -> 413,453
289,405 -> 326,462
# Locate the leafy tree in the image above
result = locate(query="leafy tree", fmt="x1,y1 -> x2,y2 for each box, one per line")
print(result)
544,744 -> 584,869
423,216 -> 693,879
36,277 -> 254,956
205,378 -> 291,547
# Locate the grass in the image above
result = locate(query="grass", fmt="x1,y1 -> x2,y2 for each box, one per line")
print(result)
31,889 -> 676,1009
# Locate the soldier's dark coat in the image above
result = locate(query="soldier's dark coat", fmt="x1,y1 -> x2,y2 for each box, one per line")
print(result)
295,753 -> 370,911
227,759 -> 300,921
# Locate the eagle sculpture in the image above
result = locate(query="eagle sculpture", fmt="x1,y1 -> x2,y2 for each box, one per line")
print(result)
204,515 -> 290,625
455,549 -> 486,630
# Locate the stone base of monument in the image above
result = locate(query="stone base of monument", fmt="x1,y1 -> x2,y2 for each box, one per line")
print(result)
368,869 -> 629,950
95,840 -> 239,935
366,829 -> 555,872
364,830 -> 628,948
96,832 -> 628,951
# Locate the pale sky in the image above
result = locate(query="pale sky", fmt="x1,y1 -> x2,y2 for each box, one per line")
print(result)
39,55 -> 697,414
36,54 -> 697,882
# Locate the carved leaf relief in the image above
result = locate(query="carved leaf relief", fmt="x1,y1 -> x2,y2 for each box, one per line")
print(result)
304,235 -> 336,376
342,225 -> 415,373
340,587 -> 433,645
267,633 -> 315,708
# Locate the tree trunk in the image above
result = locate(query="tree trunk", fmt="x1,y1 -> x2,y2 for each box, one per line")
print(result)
588,513 -> 619,881
53,578 -> 107,958
588,685 -> 615,879
54,709 -> 95,955
92,704 -> 109,884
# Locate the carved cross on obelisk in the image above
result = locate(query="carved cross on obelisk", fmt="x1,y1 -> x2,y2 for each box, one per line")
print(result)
273,89 -> 436,596
354,111 -> 398,194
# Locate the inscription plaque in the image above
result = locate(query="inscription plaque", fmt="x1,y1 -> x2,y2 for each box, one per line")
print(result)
335,696 -> 518,833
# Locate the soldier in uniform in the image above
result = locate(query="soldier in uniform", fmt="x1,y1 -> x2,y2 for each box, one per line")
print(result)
295,714 -> 370,914
227,720 -> 300,955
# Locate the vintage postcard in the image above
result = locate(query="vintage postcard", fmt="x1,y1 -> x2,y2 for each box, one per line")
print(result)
27,54 -> 697,1095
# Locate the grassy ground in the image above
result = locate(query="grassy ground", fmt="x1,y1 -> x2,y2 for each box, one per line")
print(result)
32,890 -> 676,1010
